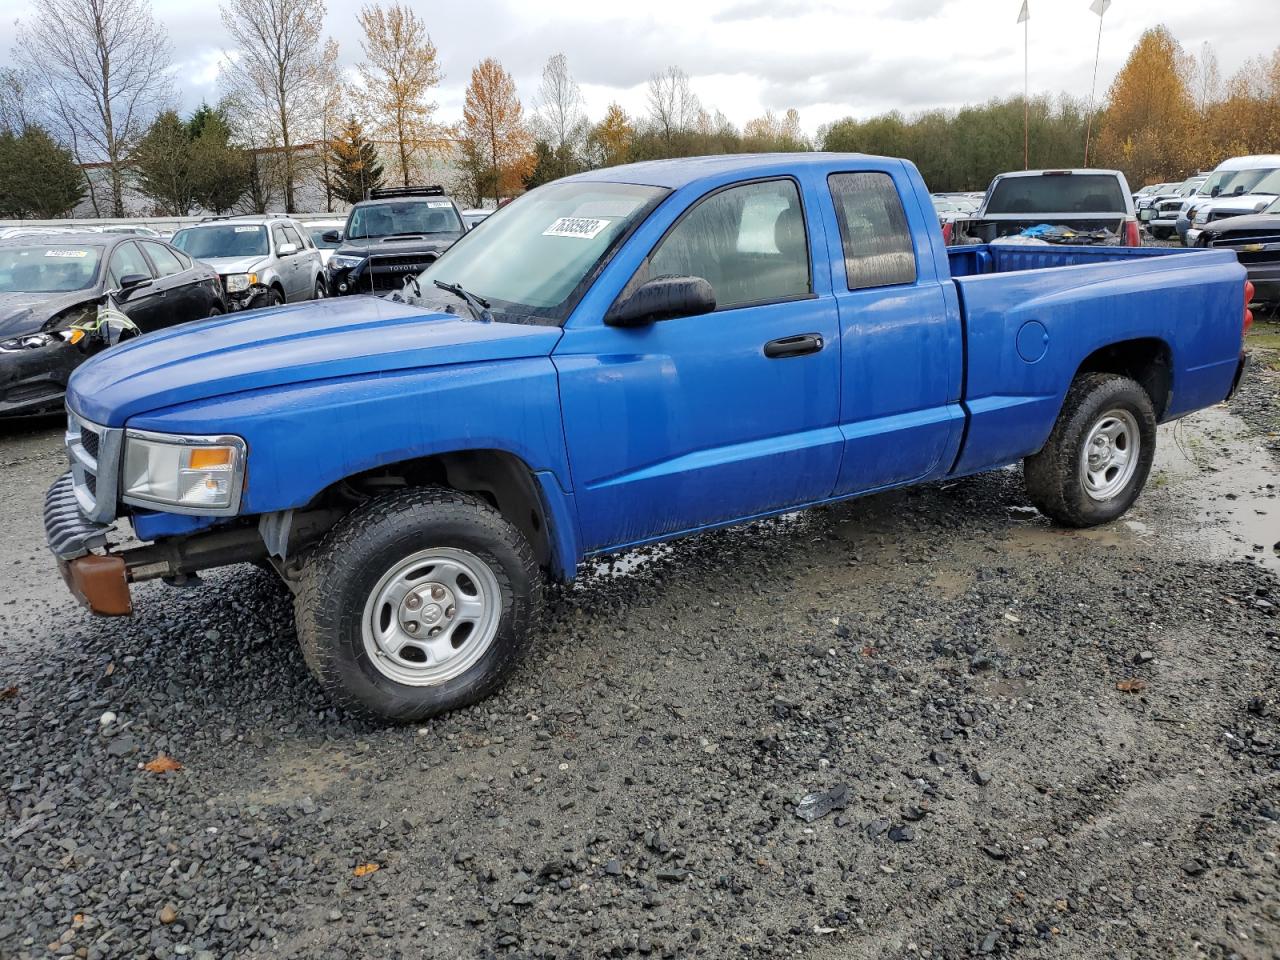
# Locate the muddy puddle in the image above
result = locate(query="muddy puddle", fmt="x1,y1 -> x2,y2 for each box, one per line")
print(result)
1152,404 -> 1279,572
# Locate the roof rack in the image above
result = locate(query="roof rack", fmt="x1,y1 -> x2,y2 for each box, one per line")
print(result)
366,185 -> 446,200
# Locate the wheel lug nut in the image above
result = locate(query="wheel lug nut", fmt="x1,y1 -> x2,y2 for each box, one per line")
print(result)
406,596 -> 421,610
429,626 -> 442,637
405,621 -> 419,634
431,586 -> 445,601
446,604 -> 455,618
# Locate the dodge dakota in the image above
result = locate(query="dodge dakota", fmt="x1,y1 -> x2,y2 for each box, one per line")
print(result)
45,154 -> 1252,721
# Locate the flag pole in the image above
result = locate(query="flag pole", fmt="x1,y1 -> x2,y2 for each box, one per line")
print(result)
1084,5 -> 1106,165
1023,13 -> 1029,169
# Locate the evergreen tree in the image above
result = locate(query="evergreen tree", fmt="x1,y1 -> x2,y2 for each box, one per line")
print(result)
328,117 -> 385,204
0,125 -> 85,218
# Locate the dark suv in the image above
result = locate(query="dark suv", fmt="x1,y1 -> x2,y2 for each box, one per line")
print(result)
324,186 -> 468,296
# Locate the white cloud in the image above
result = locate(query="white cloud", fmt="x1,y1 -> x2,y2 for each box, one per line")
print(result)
2,0 -> 1276,136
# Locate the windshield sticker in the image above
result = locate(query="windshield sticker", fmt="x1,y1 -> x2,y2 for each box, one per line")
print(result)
426,200 -> 453,208
543,217 -> 611,240
44,249 -> 89,258
234,225 -> 259,233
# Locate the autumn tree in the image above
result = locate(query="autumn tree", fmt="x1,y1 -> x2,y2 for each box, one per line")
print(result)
357,1 -> 441,186
460,58 -> 534,207
743,108 -> 808,151
587,102 -> 634,168
14,0 -> 172,216
219,0 -> 333,211
329,117 -> 385,204
1095,26 -> 1198,187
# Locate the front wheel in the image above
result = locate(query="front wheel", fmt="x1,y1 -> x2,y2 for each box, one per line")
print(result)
1023,373 -> 1157,527
313,277 -> 327,300
293,487 -> 543,722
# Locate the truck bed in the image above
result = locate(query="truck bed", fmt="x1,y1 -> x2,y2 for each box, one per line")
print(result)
944,244 -> 1246,477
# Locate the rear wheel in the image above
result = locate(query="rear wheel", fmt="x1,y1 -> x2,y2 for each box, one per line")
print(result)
1023,373 -> 1157,528
293,487 -> 543,722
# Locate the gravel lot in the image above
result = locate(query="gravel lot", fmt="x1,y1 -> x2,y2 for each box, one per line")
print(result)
1,361 -> 1277,959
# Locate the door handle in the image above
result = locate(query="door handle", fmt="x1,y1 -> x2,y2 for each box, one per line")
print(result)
764,333 -> 824,358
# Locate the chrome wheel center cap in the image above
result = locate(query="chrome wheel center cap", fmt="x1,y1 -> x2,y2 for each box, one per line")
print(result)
400,583 -> 455,632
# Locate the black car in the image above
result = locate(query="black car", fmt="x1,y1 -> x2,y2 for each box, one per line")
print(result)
324,186 -> 468,296
1197,198 -> 1280,305
0,233 -> 223,417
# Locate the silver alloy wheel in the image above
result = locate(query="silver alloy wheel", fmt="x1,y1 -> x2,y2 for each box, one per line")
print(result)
1080,408 -> 1140,501
361,547 -> 502,686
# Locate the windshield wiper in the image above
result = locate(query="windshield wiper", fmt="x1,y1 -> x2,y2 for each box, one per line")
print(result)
433,279 -> 493,322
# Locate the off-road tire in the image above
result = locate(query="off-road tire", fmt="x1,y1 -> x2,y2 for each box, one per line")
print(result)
294,487 -> 543,722
1023,373 -> 1157,528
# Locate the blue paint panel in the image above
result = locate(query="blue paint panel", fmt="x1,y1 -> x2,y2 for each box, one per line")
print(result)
131,510 -> 222,540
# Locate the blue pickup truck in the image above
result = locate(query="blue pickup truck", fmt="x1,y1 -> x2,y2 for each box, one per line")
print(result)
45,154 -> 1251,721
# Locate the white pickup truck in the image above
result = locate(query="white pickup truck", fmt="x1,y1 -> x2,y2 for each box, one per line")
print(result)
957,169 -> 1142,247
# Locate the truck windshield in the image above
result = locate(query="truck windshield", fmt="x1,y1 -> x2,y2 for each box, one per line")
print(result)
1246,169 -> 1280,195
1202,167 -> 1277,199
419,181 -> 669,325
347,201 -> 463,239
171,225 -> 269,259
985,174 -> 1127,214
0,245 -> 102,292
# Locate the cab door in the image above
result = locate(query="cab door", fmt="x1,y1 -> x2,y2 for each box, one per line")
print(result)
818,166 -> 966,495
553,175 -> 843,554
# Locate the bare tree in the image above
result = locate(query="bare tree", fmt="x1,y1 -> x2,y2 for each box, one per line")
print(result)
14,0 -> 172,216
0,69 -> 34,134
219,0 -> 332,212
534,54 -> 586,162
357,1 -> 441,187
1193,41 -> 1223,115
646,66 -> 700,149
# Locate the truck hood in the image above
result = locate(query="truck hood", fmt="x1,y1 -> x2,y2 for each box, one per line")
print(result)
336,234 -> 461,259
67,295 -> 563,426
1198,195 -> 1279,219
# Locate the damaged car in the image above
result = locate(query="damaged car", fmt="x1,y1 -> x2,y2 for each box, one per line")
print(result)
170,216 -> 327,310
0,234 -> 223,417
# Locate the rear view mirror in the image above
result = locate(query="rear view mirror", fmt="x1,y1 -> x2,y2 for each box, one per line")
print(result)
117,274 -> 151,294
278,242 -> 299,256
322,230 -> 341,243
605,276 -> 716,327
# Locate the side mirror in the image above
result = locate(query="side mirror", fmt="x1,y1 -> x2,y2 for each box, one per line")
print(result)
278,242 -> 299,256
605,275 -> 716,327
117,274 -> 151,294
1210,186 -> 1221,198
322,230 -> 341,243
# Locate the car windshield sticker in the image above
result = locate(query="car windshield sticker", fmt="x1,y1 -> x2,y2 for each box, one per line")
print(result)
234,225 -> 259,233
426,200 -> 453,208
543,217 -> 611,240
44,249 -> 89,258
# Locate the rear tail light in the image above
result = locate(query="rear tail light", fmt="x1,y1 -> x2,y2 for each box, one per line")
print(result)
941,221 -> 953,245
1244,280 -> 1255,335
1124,220 -> 1141,246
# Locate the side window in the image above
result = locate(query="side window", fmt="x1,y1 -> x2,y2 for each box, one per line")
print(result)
108,241 -> 153,287
271,225 -> 288,253
827,172 -> 917,290
142,241 -> 185,277
648,178 -> 810,311
282,224 -> 304,250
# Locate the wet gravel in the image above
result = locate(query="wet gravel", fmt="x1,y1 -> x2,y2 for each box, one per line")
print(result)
1,374 -> 1278,960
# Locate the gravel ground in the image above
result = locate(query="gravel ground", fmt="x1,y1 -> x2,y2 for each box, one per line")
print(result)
1,369 -> 1278,960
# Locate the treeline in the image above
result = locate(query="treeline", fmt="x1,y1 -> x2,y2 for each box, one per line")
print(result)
821,28 -> 1280,192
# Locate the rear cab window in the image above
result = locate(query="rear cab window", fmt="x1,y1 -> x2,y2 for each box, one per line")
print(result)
985,174 -> 1127,214
827,172 -> 917,290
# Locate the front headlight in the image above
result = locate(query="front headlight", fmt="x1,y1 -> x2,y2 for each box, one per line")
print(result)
1194,208 -> 1209,223
122,430 -> 246,513
329,255 -> 364,271
223,273 -> 258,294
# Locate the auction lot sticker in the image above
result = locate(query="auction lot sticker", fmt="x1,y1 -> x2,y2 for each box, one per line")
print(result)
44,249 -> 89,258
543,217 -> 611,239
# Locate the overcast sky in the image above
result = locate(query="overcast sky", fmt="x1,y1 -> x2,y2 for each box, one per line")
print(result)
3,0 -> 1277,134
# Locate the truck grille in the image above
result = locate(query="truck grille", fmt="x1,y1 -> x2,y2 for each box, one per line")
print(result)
66,409 -> 123,524
366,255 -> 436,293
